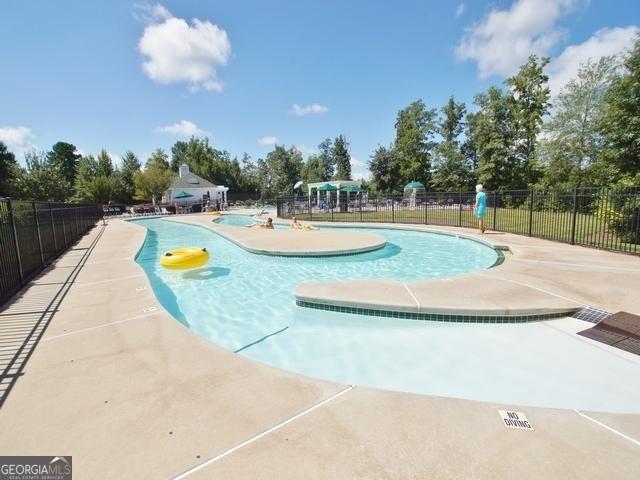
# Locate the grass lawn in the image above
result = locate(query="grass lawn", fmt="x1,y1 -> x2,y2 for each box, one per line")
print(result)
291,206 -> 638,254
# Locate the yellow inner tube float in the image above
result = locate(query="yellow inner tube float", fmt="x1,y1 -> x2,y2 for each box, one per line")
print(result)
160,247 -> 210,269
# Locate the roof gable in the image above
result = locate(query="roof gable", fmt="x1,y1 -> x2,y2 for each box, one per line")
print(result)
170,172 -> 217,189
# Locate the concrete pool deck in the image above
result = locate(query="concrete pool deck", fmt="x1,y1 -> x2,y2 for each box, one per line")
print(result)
0,216 -> 639,479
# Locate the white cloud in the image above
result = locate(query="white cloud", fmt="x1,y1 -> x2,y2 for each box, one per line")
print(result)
107,152 -> 123,167
133,3 -> 171,23
295,144 -> 317,156
290,103 -> 329,117
350,157 -> 365,168
0,126 -> 36,157
456,0 -> 580,79
352,171 -> 372,181
456,3 -> 465,17
155,120 -> 210,137
138,5 -> 231,92
258,136 -> 278,145
548,26 -> 639,96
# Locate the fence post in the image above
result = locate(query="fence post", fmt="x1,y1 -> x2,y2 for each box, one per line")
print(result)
32,201 -> 44,265
49,203 -> 57,253
528,189 -> 534,237
61,206 -> 67,246
8,200 -> 24,285
391,196 -> 395,223
458,192 -> 463,227
634,201 -> 639,255
424,193 -> 428,225
359,195 -> 363,222
570,187 -> 578,245
492,191 -> 498,231
308,198 -> 312,221
75,207 -> 79,237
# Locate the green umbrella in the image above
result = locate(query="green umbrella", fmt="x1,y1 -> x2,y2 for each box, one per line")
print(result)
404,181 -> 425,190
340,184 -> 362,193
174,191 -> 194,199
317,183 -> 338,191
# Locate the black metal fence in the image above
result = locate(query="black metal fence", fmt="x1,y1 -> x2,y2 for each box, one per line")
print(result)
0,199 -> 100,305
277,186 -> 640,255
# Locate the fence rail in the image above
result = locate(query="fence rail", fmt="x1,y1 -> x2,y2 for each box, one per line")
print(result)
0,198 -> 100,305
277,187 -> 640,255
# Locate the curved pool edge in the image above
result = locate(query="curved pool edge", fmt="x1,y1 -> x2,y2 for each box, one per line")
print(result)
292,219 -> 513,252
163,215 -> 388,257
130,215 -> 580,321
293,274 -> 581,322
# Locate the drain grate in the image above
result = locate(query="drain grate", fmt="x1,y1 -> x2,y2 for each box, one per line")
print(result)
571,306 -> 612,324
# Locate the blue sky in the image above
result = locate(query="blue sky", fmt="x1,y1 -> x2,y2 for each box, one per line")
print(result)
1,0 -> 639,180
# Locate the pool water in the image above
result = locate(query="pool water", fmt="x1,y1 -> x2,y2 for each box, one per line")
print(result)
213,214 -> 288,229
133,217 -> 640,413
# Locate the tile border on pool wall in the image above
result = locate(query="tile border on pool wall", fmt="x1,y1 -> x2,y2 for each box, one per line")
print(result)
296,300 -> 570,323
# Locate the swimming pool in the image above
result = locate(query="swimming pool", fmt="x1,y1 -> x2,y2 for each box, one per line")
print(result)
133,217 -> 640,413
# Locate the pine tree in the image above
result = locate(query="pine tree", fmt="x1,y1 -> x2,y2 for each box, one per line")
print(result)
47,142 -> 81,187
119,151 -> 141,202
332,135 -> 352,180
96,149 -> 114,177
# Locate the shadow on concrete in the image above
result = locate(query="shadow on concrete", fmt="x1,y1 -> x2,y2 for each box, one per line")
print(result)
0,225 -> 105,408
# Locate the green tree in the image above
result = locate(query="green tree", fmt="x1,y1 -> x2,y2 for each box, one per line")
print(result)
461,112 -> 480,183
432,97 -> 472,191
264,145 -> 303,196
239,153 -> 261,194
470,87 -> 516,190
368,145 -> 399,193
74,155 -> 98,201
0,142 -> 22,197
175,138 -> 242,190
146,148 -> 170,171
505,54 -> 550,186
118,151 -> 141,202
540,57 -> 617,188
255,158 -> 273,198
18,150 -> 70,201
599,35 -> 640,183
170,141 -> 188,171
332,135 -> 352,180
302,155 -> 325,184
47,141 -> 81,187
318,138 -> 335,180
394,99 -> 438,187
96,149 -> 114,177
87,176 -> 118,205
134,167 -> 173,204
